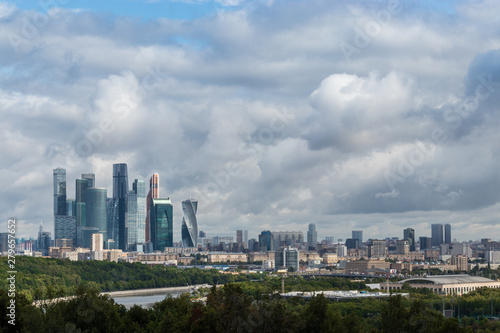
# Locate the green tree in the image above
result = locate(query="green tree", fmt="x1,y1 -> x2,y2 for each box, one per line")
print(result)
381,296 -> 408,333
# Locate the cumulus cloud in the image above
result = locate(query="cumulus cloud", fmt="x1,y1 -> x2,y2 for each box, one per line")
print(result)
1,0 -> 500,242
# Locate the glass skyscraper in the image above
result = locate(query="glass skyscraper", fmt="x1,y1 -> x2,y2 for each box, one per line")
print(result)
53,168 -> 67,216
259,230 -> 274,251
81,173 -> 95,187
150,198 -> 173,251
352,230 -> 363,244
106,198 -> 119,244
431,224 -> 443,247
181,198 -> 198,248
146,173 -> 159,243
74,174 -> 95,246
86,187 -> 107,242
445,224 -> 451,244
127,179 -> 146,248
275,246 -> 299,271
403,227 -> 416,252
54,167 -> 74,243
307,223 -> 317,250
113,163 -> 129,250
54,215 -> 76,243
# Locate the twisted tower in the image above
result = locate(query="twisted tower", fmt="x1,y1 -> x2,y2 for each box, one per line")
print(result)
181,198 -> 198,248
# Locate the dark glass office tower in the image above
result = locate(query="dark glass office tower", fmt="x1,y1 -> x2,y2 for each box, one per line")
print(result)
150,198 -> 173,251
181,198 -> 198,248
53,168 -> 67,216
420,236 -> 432,250
431,224 -> 443,247
307,223 -> 317,250
352,230 -> 363,245
146,173 -> 159,243
445,224 -> 451,244
106,198 -> 119,243
403,228 -> 415,252
81,173 -> 95,187
75,179 -> 89,227
127,179 -> 146,248
113,163 -> 128,250
258,230 -> 274,251
86,187 -> 107,242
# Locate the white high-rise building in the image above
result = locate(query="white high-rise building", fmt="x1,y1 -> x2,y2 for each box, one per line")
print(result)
91,233 -> 103,252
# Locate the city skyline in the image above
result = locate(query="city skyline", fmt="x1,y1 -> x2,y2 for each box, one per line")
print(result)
14,164 -> 493,244
1,1 -> 500,242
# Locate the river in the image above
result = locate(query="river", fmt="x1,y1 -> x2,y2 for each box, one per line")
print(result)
106,284 -> 211,309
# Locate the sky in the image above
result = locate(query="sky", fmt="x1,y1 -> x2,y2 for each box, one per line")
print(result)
1,0 -> 500,243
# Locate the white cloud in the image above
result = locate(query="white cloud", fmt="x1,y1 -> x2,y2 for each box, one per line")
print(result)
1,0 -> 500,243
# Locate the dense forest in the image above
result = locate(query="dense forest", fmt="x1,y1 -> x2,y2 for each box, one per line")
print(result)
2,257 -> 500,331
0,257 -> 367,301
2,284 -> 500,332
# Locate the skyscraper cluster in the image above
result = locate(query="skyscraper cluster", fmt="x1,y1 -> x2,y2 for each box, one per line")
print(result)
52,164 -> 198,252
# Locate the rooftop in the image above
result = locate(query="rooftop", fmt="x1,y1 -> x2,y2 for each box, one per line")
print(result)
399,275 -> 495,285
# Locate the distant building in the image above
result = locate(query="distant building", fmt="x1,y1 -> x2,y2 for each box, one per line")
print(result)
259,231 -> 274,252
403,228 -> 415,252
248,238 -> 257,251
368,240 -> 387,258
53,168 -> 67,216
445,224 -> 452,244
419,236 -> 432,251
55,238 -> 73,248
37,223 -> 51,256
182,198 -> 198,248
487,251 -> 500,265
66,199 -> 74,216
307,223 -> 317,250
451,255 -> 468,272
54,216 -> 77,245
113,163 -> 129,251
345,238 -> 359,250
272,231 -> 304,247
243,230 -> 248,246
91,233 -> 103,252
431,224 -> 443,247
450,243 -> 472,257
80,227 -> 99,249
382,275 -> 499,295
54,168 -> 73,243
275,246 -> 299,271
127,179 -> 146,248
396,240 -> 409,255
86,187 -> 107,243
81,173 -> 95,187
145,173 -> 159,243
106,198 -> 119,246
322,253 -> 338,265
345,259 -> 390,274
352,230 -> 363,244
0,233 -> 9,252
150,198 -> 173,251
75,176 -> 93,246
336,245 -> 347,257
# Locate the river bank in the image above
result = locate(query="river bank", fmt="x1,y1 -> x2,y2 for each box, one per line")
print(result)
102,284 -> 212,297
33,284 -> 213,307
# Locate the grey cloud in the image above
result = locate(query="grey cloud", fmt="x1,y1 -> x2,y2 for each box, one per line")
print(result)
2,0 -> 500,242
